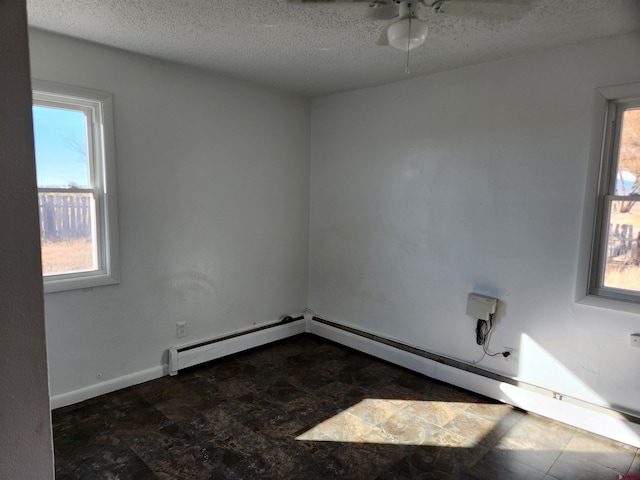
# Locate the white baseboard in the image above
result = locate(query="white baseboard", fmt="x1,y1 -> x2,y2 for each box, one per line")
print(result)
309,318 -> 640,448
51,320 -> 306,409
308,318 -> 437,378
169,321 -> 307,375
49,315 -> 640,449
50,365 -> 166,409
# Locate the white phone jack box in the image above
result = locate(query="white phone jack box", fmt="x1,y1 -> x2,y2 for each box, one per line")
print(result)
466,293 -> 498,321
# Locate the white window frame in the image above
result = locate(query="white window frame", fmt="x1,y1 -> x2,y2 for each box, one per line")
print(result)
32,80 -> 120,293
589,82 -> 640,303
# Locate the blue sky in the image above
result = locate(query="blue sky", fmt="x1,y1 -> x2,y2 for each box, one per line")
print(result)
32,105 -> 89,188
617,170 -> 637,195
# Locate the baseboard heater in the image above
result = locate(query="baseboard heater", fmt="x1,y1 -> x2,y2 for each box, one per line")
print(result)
168,316 -> 305,376
164,313 -> 640,446
310,316 -> 640,427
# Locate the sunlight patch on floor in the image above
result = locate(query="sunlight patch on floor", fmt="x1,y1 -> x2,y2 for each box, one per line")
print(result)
296,399 -> 508,446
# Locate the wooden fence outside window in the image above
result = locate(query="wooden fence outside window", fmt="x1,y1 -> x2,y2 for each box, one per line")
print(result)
38,192 -> 92,242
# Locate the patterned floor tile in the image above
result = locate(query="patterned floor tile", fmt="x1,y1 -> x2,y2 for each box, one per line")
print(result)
51,334 -> 639,480
547,451 -> 626,480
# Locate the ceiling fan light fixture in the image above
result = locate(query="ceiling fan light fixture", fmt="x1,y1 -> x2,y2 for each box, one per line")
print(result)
387,17 -> 428,51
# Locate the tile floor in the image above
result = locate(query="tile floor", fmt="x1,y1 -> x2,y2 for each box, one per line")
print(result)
53,334 -> 640,479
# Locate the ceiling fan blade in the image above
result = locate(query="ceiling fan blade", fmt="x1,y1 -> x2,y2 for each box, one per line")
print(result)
289,0 -> 382,4
289,0 -> 399,21
368,2 -> 399,20
433,0 -> 532,19
376,27 -> 390,46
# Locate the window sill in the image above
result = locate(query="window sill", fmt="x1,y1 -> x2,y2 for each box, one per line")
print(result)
44,272 -> 119,294
576,293 -> 640,315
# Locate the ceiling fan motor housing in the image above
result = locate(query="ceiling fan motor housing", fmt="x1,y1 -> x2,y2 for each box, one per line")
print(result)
387,17 -> 429,50
387,1 -> 428,51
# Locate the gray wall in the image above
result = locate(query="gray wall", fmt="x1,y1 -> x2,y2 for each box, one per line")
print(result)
29,29 -> 310,403
310,34 -> 640,415
0,2 -> 54,479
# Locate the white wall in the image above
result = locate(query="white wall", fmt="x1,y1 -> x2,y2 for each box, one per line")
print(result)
310,33 -> 640,415
29,29 -> 310,402
27,23 -> 640,427
0,2 -> 54,479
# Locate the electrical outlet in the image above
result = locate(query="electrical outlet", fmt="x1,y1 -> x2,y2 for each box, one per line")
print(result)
176,322 -> 187,338
502,347 -> 517,362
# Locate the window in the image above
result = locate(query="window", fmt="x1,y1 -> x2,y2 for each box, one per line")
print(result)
590,84 -> 640,302
32,80 -> 119,293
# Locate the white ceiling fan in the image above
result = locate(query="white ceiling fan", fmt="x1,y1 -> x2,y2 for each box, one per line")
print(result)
290,0 -> 533,52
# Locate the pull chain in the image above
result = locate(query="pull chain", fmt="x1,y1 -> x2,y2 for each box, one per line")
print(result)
405,14 -> 411,74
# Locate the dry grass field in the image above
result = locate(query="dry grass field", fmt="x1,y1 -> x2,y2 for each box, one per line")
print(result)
41,239 -> 94,276
604,263 -> 640,291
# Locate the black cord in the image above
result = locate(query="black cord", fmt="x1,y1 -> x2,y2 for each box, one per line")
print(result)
475,314 -> 510,358
475,319 -> 489,345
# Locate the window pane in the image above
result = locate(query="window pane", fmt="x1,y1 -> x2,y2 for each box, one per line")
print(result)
33,81 -> 119,292
603,199 -> 640,291
615,108 -> 640,196
32,105 -> 90,188
38,192 -> 96,276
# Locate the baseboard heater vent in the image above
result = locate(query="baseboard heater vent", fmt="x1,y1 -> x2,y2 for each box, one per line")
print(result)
168,316 -> 304,376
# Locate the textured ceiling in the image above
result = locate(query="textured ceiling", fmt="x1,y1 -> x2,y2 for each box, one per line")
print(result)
27,0 -> 640,97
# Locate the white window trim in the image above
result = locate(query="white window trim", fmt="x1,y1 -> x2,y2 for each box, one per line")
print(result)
32,80 -> 120,293
587,82 -> 640,305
